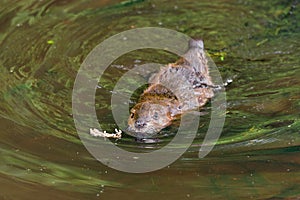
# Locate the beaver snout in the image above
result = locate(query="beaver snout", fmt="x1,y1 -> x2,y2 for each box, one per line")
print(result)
135,119 -> 146,128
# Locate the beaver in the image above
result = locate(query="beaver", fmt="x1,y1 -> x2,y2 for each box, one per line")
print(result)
126,39 -> 214,138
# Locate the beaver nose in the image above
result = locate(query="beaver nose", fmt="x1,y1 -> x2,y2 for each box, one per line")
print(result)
135,119 -> 146,128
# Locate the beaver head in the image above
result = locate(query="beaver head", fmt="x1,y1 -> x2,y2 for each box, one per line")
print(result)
126,101 -> 176,138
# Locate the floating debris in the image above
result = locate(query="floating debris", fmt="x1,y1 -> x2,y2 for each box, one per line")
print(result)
256,38 -> 268,47
89,128 -> 122,139
47,40 -> 54,45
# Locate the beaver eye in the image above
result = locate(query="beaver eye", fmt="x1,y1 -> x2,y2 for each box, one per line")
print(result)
130,113 -> 135,118
153,112 -> 158,120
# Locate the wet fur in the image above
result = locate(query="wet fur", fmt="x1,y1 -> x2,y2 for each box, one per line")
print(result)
127,40 -> 214,138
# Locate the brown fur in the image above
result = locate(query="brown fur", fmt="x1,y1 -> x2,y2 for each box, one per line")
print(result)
126,40 -> 214,138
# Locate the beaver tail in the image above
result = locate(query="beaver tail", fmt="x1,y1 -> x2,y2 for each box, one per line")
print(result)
183,39 -> 212,86
184,39 -> 208,74
188,39 -> 204,49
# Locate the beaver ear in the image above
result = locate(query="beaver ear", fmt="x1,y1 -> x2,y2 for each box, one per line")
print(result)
168,105 -> 180,118
130,108 -> 136,113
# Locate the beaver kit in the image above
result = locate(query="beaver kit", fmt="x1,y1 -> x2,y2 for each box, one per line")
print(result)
126,39 -> 215,138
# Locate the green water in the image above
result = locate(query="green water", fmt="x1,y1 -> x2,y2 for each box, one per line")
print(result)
0,0 -> 299,199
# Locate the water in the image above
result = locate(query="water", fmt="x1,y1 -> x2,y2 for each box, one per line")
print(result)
0,0 -> 299,199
